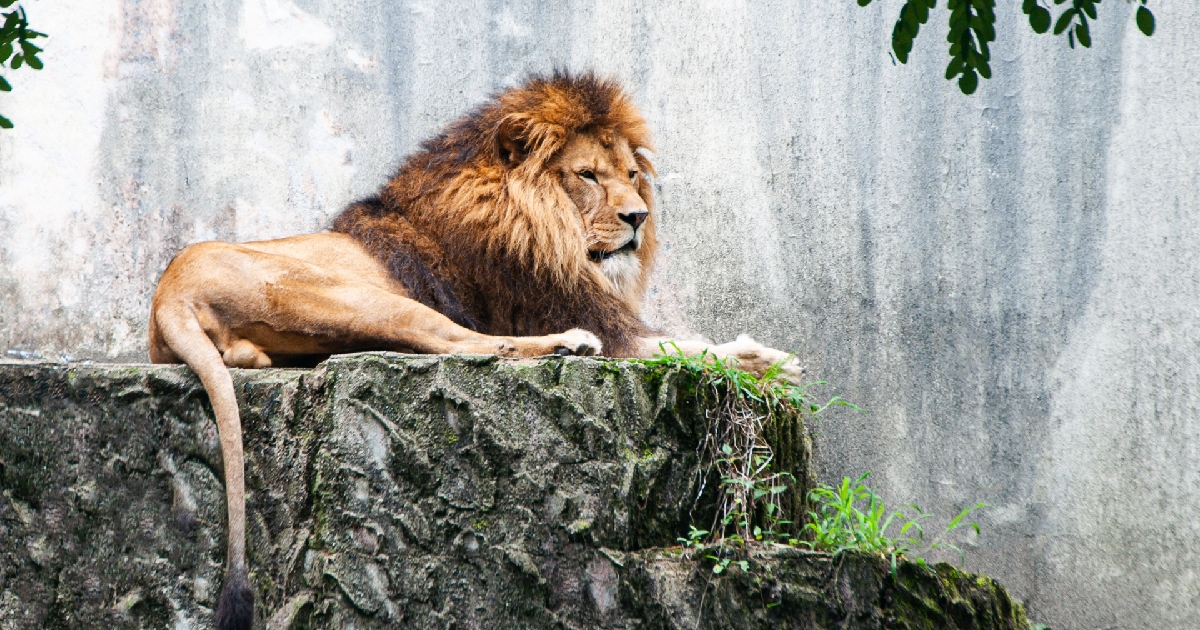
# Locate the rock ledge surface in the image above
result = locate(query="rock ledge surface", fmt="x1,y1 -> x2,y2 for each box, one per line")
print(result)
0,354 -> 1025,629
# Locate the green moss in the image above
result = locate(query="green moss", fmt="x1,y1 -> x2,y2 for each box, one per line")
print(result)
890,560 -> 1028,630
309,469 -> 330,549
253,570 -> 277,597
597,358 -> 625,377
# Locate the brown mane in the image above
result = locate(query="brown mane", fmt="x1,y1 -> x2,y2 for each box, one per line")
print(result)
332,71 -> 657,356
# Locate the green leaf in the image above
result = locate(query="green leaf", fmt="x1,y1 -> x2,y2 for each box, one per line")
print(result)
0,75 -> 9,91
958,68 -> 978,94
1075,22 -> 1091,48
721,444 -> 733,456
949,6 -> 968,31
0,0 -> 17,8
1053,8 -> 1076,35
0,43 -> 11,63
893,25 -> 914,64
0,113 -> 11,129
970,16 -> 995,43
945,57 -> 965,80
898,4 -> 913,31
10,53 -> 21,69
1136,6 -> 1155,36
946,508 -> 969,530
857,0 -> 872,6
914,1 -> 930,25
1030,7 -> 1051,33
25,53 -> 40,70
1080,1 -> 1097,20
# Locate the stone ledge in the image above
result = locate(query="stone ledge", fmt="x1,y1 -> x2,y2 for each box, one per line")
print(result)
0,354 -> 1023,629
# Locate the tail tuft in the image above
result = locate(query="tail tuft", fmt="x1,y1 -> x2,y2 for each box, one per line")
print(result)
216,569 -> 254,630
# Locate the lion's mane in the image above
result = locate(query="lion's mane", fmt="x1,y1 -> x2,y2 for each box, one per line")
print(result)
332,72 -> 657,356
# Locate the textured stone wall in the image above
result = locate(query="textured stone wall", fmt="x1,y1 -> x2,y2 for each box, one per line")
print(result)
0,355 -> 1028,629
2,2 -> 1199,628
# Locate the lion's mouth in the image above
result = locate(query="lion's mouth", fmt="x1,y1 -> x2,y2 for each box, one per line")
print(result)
588,239 -> 637,263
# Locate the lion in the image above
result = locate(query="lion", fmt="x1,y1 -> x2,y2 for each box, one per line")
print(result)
148,71 -> 801,630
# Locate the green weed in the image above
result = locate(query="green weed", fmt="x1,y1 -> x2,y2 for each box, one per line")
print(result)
676,525 -> 708,549
801,471 -> 987,576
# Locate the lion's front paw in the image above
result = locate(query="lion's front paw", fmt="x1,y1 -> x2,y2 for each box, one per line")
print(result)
551,329 -> 602,357
717,334 -> 804,383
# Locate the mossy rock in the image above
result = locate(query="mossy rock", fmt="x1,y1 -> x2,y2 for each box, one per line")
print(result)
617,547 -> 1028,630
0,354 -> 1017,629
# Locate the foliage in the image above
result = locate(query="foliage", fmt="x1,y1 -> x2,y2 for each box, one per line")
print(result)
800,471 -> 987,576
858,0 -> 1157,94
0,1 -> 45,129
644,344 -> 857,560
644,346 -> 991,604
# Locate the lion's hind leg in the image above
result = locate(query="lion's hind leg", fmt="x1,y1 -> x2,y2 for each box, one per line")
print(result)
152,302 -> 254,630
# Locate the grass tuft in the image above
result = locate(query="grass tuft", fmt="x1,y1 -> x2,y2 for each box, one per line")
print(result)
640,343 -> 857,549
801,471 -> 987,577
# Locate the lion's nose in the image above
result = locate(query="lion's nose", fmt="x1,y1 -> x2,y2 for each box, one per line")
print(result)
619,210 -> 648,229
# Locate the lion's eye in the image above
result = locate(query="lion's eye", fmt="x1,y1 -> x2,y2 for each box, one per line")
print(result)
629,170 -> 638,182
578,170 -> 598,183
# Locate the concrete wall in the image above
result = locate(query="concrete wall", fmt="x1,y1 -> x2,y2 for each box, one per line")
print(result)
1,1 -> 1197,627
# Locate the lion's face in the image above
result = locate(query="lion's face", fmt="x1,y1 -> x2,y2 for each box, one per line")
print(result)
550,132 -> 652,295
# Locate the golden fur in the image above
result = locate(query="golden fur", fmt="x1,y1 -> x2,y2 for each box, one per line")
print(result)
148,72 -> 800,630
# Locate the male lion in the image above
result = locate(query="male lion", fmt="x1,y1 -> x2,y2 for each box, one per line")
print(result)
149,71 -> 800,629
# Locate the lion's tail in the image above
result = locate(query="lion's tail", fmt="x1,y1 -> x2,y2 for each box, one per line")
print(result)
153,303 -> 254,630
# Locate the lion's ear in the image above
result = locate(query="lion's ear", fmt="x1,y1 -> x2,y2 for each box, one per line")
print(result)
496,117 -> 528,167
